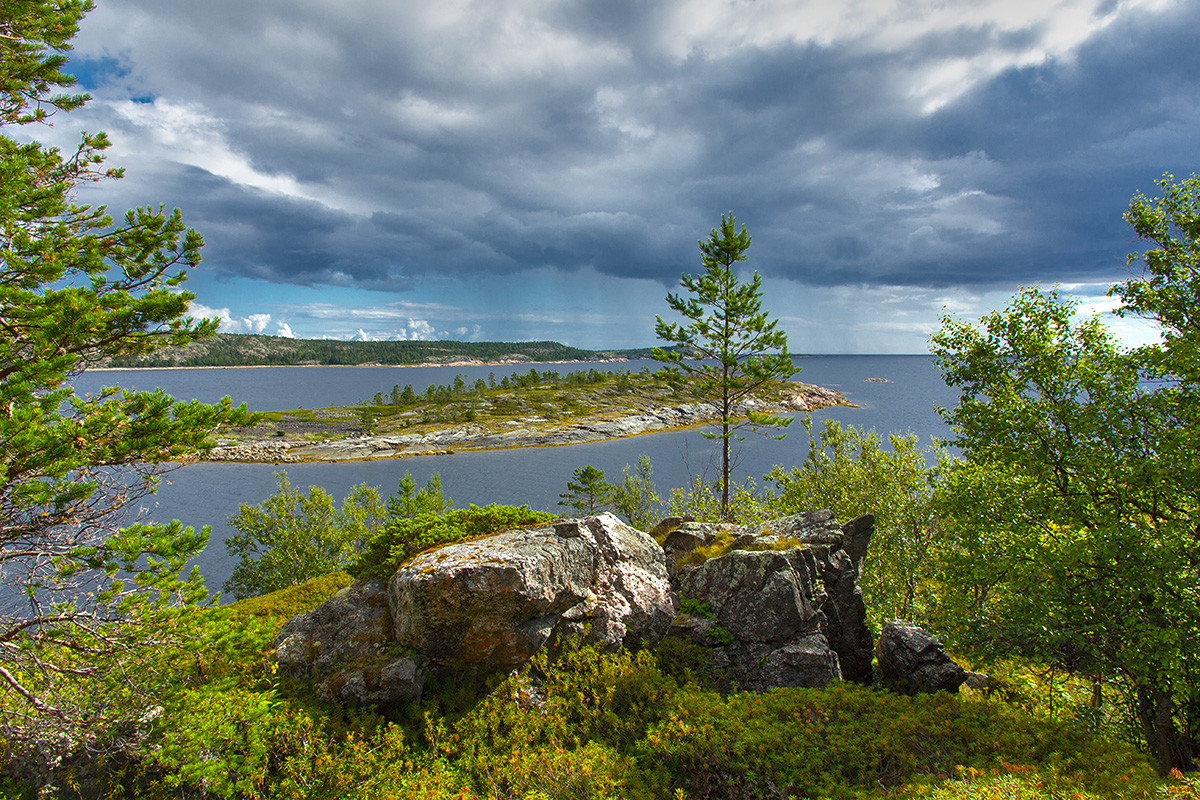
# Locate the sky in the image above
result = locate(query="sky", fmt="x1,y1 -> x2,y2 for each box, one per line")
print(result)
38,0 -> 1200,352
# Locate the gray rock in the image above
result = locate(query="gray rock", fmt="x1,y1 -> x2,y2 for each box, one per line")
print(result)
648,515 -> 694,540
723,635 -> 842,691
729,509 -> 844,550
841,514 -> 875,566
275,579 -> 429,704
672,511 -> 875,690
681,548 -> 821,643
661,528 -> 707,580
876,619 -> 968,694
389,512 -> 675,670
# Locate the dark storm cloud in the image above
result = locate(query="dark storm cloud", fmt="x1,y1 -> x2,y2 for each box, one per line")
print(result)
68,0 -> 1200,299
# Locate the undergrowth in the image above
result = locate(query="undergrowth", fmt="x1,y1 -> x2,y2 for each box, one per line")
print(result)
41,567 -> 1177,800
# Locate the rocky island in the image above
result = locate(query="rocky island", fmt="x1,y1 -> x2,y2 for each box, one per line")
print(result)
206,369 -> 855,463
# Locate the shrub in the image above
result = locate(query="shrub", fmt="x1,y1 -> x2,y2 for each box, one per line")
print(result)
350,505 -> 556,578
667,476 -> 768,524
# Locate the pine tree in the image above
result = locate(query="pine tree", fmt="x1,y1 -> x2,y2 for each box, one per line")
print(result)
653,213 -> 796,520
559,465 -> 615,514
0,1 -> 248,785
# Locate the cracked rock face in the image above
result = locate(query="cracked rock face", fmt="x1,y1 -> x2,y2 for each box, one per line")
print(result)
673,511 -> 876,690
389,513 -> 675,670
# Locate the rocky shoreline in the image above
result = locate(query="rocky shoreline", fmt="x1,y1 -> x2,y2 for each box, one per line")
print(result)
206,383 -> 854,463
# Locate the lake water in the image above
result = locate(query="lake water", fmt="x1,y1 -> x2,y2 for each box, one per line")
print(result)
75,356 -> 958,593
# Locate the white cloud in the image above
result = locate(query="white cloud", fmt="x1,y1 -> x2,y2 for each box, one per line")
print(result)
667,0 -> 1155,111
454,324 -> 485,340
276,322 -> 296,338
407,319 -> 439,340
341,320 -> 444,342
106,98 -> 369,214
188,301 -> 272,334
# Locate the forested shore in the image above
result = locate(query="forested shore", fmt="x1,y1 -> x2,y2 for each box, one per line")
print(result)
101,332 -> 656,368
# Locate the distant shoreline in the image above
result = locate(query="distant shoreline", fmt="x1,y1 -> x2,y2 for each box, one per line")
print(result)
91,358 -> 634,372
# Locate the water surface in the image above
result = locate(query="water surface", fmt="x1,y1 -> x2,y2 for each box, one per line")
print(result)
79,356 -> 957,592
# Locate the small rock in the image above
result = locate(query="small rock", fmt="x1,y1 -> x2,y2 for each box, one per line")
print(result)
875,619 -> 968,695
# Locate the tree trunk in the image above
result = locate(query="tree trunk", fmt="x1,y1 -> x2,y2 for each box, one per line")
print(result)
1137,683 -> 1194,776
720,418 -> 730,521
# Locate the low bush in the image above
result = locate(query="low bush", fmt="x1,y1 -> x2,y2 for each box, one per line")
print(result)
350,504 -> 556,578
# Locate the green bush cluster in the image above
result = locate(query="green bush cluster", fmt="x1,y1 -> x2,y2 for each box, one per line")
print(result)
369,367 -> 626,408
349,504 -> 557,579
60,606 -> 1169,800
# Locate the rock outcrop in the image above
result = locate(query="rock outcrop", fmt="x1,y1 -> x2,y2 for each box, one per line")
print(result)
875,619 -> 968,694
211,383 -> 851,463
670,511 -> 875,690
276,509 -> 877,705
783,384 -> 855,412
389,514 -> 676,670
275,513 -> 674,704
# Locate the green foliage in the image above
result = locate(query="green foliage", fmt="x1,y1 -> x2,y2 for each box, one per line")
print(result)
0,0 -> 90,125
224,473 -> 387,599
52,589 -> 1174,800
665,475 -> 767,524
387,471 -> 452,519
678,598 -> 716,619
610,455 -> 661,531
653,213 -> 797,520
331,367 -> 677,435
766,418 -> 946,627
894,763 -> 1162,800
931,280 -> 1200,775
0,2 -> 251,786
225,571 -> 355,626
350,505 -> 556,579
224,471 -> 450,599
558,465 -> 615,514
1112,173 -> 1200,384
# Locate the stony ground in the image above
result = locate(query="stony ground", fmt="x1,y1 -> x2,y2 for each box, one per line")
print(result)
207,378 -> 853,463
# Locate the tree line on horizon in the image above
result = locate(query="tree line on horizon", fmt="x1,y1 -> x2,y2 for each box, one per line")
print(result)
103,333 -> 657,368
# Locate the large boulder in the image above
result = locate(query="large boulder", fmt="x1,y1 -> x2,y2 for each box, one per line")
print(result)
275,513 -> 675,706
672,511 -> 875,690
875,619 -> 968,695
390,513 -> 675,670
274,579 -> 429,705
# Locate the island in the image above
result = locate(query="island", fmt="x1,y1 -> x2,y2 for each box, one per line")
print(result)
206,368 -> 854,463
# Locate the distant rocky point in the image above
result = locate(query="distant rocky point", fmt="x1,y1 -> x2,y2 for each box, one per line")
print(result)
207,384 -> 855,463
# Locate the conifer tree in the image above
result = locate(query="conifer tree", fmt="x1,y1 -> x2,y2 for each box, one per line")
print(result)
654,213 -> 796,520
0,1 -> 248,784
559,465 -> 615,514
